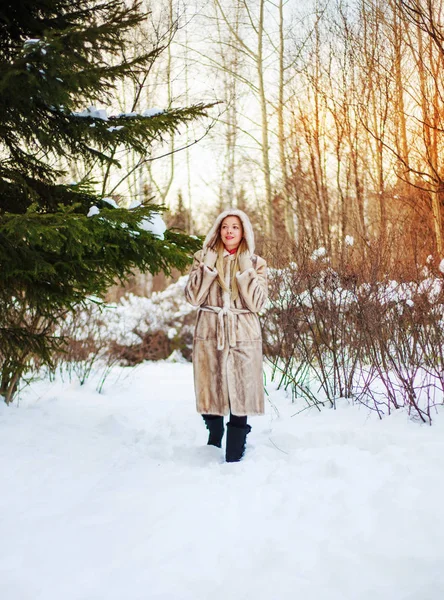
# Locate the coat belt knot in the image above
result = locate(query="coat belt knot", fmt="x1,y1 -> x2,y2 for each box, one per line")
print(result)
199,305 -> 250,350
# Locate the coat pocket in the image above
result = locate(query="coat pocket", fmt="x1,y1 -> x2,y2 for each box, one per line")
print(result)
194,311 -> 217,340
235,313 -> 261,342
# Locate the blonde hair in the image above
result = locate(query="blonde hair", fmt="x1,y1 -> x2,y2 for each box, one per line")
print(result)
214,236 -> 249,301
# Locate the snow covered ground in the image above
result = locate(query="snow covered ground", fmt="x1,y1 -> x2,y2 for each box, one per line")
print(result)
1,361 -> 444,600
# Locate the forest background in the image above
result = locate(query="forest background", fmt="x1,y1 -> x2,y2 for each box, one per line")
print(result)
62,0 -> 444,425
128,0 -> 444,268
2,0 -> 444,420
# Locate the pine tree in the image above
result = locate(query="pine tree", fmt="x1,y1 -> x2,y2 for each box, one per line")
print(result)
0,0 -> 209,403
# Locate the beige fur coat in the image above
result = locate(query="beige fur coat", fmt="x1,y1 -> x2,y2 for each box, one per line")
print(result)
185,210 -> 268,416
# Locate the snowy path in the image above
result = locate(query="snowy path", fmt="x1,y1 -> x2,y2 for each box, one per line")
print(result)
1,362 -> 444,600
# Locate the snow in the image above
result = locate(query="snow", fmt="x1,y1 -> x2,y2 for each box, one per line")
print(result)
102,197 -> 119,208
73,105 -> 109,120
86,203 -> 167,239
439,259 -> 444,274
73,106 -> 164,123
59,276 -> 194,349
142,108 -> 164,117
23,38 -> 40,46
344,235 -> 354,246
117,109 -> 164,118
311,246 -> 327,260
139,212 -> 167,239
87,205 -> 100,217
1,361 -> 444,600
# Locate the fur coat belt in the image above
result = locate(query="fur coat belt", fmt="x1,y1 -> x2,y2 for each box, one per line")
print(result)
199,305 -> 251,350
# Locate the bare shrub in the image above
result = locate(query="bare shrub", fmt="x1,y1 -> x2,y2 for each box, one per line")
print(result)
263,243 -> 444,423
263,245 -> 366,409
54,276 -> 196,386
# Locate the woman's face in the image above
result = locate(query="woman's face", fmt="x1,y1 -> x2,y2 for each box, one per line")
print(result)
220,215 -> 243,251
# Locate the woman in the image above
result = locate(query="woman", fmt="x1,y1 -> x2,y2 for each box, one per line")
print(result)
185,209 -> 268,462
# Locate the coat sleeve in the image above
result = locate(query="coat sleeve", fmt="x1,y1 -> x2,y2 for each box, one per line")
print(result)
235,256 -> 268,313
184,250 -> 218,307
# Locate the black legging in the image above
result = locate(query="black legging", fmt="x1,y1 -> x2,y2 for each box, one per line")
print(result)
203,413 -> 247,427
229,413 -> 247,427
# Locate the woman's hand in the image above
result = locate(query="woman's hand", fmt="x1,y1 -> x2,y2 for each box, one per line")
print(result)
238,252 -> 253,272
203,248 -> 218,269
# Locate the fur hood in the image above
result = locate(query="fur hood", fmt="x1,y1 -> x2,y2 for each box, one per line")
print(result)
203,209 -> 255,254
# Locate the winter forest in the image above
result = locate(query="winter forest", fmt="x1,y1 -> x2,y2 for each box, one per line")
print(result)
1,1 -> 444,599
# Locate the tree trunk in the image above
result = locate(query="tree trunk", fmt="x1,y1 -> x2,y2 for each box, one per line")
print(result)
257,0 -> 274,236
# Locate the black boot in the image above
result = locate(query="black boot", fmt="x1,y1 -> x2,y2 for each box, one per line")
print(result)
225,422 -> 252,462
202,415 -> 225,448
